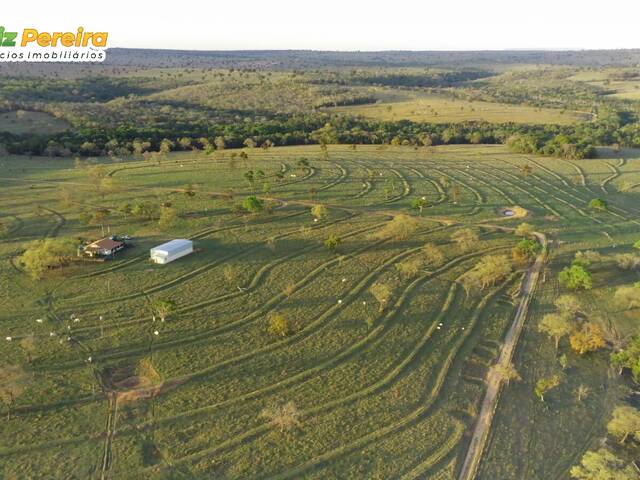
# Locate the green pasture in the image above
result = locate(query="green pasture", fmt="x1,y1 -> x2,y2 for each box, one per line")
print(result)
1,145 -> 639,478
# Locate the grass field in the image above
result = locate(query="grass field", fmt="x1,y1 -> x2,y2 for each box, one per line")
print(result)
0,110 -> 70,135
568,70 -> 640,100
1,145 -> 639,478
327,90 -> 589,124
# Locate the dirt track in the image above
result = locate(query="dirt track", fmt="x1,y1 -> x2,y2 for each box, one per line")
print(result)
458,231 -> 547,480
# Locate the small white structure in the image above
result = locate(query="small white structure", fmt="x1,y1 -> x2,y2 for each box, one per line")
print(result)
150,239 -> 193,264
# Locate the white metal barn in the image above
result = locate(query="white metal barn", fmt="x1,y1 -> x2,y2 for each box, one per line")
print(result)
150,239 -> 193,264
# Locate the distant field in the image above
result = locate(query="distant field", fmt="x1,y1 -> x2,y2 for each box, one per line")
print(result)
0,110 -> 70,135
327,90 -> 589,124
1,145 -> 640,478
568,70 -> 640,100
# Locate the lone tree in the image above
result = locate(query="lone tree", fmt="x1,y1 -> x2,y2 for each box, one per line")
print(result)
607,405 -> 640,444
534,374 -> 560,402
570,448 -> 637,480
554,295 -> 582,319
538,313 -> 572,350
411,197 -> 428,215
324,234 -> 341,253
491,362 -> 521,386
451,228 -> 479,253
570,322 -> 605,355
0,365 -> 29,420
310,204 -> 328,221
574,384 -> 590,402
588,198 -> 608,212
260,401 -> 300,432
151,299 -> 175,322
370,282 -> 393,313
267,312 -> 291,337
242,195 -> 264,214
559,264 -> 592,290
610,337 -> 640,380
19,237 -> 78,279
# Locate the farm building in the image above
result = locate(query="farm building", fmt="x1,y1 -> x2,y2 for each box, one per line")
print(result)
150,239 -> 193,264
84,237 -> 125,258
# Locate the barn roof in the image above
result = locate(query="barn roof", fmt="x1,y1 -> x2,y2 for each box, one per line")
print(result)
86,238 -> 124,251
150,239 -> 192,255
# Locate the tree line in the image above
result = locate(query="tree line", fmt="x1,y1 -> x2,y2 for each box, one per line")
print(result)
2,111 -> 640,160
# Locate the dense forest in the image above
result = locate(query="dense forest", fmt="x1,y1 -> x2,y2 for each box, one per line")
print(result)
1,50 -> 639,160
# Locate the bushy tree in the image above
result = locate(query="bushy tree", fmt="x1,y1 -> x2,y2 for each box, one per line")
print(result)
554,295 -> 582,319
151,299 -> 175,322
611,337 -> 640,380
242,195 -> 264,214
512,238 -> 541,265
422,242 -> 445,267
570,448 -> 636,479
20,238 -> 78,279
411,197 -> 428,214
452,228 -> 479,253
463,255 -> 512,291
559,264 -> 592,290
534,374 -> 560,402
570,322 -> 605,355
614,285 -> 640,310
538,313 -> 572,350
588,198 -> 608,211
613,253 -> 640,271
376,214 -> 420,241
396,258 -> 422,279
324,234 -> 341,253
607,405 -> 640,444
491,362 -> 521,386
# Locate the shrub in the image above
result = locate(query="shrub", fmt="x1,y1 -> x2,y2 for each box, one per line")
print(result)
267,312 -> 291,337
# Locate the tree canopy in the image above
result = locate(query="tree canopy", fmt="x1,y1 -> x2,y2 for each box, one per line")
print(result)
19,237 -> 77,279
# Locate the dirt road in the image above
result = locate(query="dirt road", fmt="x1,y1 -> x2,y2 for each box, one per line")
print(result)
458,232 -> 547,480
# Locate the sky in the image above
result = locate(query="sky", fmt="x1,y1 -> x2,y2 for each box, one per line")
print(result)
6,0 -> 640,51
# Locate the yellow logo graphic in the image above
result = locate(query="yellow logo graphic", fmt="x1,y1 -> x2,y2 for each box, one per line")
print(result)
0,26 -> 109,62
